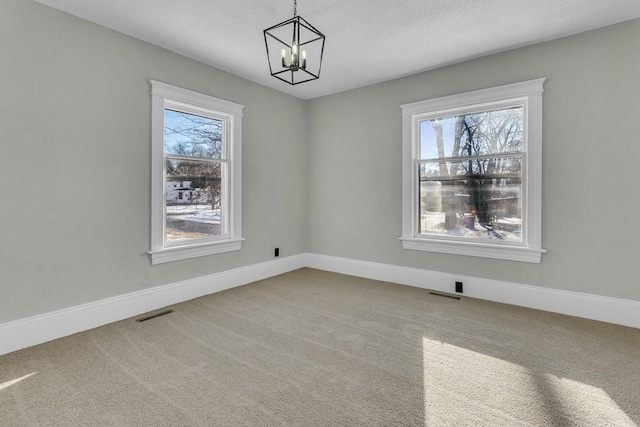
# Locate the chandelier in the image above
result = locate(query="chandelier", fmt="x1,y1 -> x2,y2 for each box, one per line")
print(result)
263,0 -> 326,85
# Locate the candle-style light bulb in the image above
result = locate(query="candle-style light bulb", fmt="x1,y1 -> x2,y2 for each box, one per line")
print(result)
291,44 -> 298,66
301,50 -> 307,69
281,48 -> 286,68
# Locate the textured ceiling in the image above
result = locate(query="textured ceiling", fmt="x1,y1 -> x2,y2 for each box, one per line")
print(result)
34,0 -> 640,99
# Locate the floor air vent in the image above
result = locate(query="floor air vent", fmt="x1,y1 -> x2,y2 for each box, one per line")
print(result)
135,309 -> 174,322
429,292 -> 461,300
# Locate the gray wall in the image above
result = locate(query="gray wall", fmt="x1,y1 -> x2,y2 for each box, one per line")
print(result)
0,0 -> 308,323
307,19 -> 640,301
1,1 -> 638,326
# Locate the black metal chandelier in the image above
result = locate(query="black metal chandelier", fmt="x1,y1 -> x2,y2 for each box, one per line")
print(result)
263,0 -> 326,85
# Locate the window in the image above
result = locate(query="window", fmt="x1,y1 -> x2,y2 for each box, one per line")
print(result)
400,79 -> 545,263
149,80 -> 244,264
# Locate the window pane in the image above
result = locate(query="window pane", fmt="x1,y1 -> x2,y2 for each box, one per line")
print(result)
419,106 -> 523,160
418,157 -> 522,242
164,109 -> 223,159
165,159 -> 225,243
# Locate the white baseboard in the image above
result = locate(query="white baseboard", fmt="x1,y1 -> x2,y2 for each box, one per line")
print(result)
2,252 -> 638,356
0,254 -> 305,356
304,253 -> 640,329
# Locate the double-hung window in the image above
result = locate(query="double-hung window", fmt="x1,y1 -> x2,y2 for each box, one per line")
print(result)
149,81 -> 244,264
400,79 -> 545,263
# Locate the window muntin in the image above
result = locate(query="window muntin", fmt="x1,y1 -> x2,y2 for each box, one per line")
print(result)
149,80 -> 244,264
400,79 -> 545,263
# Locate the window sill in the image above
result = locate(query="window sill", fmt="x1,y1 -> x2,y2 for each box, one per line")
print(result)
149,238 -> 244,265
400,237 -> 544,263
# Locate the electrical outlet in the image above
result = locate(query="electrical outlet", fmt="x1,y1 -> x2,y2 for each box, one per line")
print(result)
455,281 -> 463,293
274,248 -> 280,257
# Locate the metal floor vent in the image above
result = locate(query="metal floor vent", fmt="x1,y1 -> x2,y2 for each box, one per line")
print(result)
429,292 -> 461,300
136,309 -> 174,322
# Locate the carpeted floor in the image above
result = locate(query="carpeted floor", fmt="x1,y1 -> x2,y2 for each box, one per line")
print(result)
1,268 -> 639,426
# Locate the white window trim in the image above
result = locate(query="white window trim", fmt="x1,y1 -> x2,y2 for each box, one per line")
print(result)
149,80 -> 244,265
400,78 -> 546,263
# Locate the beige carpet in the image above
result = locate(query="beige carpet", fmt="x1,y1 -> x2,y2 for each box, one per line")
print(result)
1,268 -> 638,426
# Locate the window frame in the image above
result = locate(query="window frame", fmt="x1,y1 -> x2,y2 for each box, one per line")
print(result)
149,80 -> 244,265
400,79 -> 546,263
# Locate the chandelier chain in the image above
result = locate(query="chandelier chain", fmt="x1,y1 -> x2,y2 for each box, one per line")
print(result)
293,0 -> 297,17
